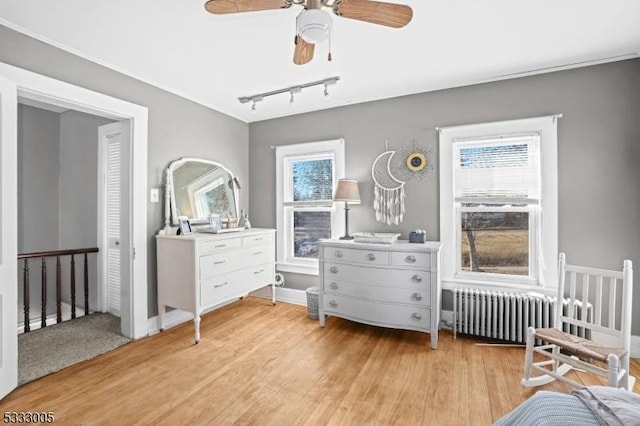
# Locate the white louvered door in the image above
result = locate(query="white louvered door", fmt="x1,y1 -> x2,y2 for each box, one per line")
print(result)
106,133 -> 121,316
99,121 -> 131,318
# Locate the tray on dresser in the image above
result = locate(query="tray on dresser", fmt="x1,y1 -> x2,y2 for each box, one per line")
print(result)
352,232 -> 400,245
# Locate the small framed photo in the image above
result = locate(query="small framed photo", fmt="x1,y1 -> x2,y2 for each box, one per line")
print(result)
208,214 -> 222,230
178,217 -> 192,235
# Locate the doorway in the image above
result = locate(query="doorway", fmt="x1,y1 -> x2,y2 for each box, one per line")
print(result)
0,61 -> 148,398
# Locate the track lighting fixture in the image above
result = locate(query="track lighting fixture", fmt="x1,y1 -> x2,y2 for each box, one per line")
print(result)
238,76 -> 340,110
289,86 -> 302,104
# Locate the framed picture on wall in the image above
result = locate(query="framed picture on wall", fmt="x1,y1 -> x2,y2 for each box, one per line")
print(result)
209,214 -> 222,230
178,217 -> 192,235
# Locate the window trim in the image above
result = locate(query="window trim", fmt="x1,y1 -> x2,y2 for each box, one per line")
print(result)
275,139 -> 345,275
439,116 -> 558,290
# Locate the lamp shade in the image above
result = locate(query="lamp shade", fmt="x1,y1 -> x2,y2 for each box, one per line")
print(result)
296,9 -> 333,44
334,179 -> 361,204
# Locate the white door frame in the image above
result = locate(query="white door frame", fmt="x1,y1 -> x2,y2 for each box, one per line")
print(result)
0,61 -> 148,339
0,72 -> 19,399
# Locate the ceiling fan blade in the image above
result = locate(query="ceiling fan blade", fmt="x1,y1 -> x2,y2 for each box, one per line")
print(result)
293,35 -> 315,65
333,0 -> 412,28
204,0 -> 291,15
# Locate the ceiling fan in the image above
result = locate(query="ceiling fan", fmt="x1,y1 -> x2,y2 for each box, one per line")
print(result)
204,0 -> 413,65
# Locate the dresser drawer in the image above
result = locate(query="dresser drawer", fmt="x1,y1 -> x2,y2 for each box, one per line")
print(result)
241,262 -> 275,292
199,238 -> 242,255
200,251 -> 243,279
391,251 -> 432,269
243,245 -> 275,266
323,263 -> 430,288
323,246 -> 355,262
323,295 -> 431,330
324,280 -> 430,307
242,232 -> 274,248
354,249 -> 390,266
200,273 -> 237,305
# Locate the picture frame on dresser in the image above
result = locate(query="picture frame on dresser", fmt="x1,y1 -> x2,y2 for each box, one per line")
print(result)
178,217 -> 192,235
208,214 -> 222,230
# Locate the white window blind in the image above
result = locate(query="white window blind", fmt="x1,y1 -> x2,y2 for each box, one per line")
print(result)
453,134 -> 541,205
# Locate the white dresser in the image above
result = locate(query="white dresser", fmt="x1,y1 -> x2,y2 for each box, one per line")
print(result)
156,228 -> 275,343
318,239 -> 442,349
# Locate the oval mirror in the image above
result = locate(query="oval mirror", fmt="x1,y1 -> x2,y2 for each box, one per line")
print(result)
166,158 -> 239,226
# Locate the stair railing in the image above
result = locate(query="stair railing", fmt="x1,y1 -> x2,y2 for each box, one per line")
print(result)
18,247 -> 99,332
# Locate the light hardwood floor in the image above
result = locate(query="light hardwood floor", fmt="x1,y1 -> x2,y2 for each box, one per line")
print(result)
2,297 -> 639,425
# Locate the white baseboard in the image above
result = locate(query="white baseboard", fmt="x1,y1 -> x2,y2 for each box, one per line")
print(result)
147,309 -> 193,335
250,286 -> 307,306
18,302 -> 86,334
440,309 -> 640,358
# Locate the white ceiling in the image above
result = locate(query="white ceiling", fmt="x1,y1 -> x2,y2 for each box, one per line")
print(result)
1,0 -> 639,123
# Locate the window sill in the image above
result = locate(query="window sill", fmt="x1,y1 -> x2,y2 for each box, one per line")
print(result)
276,262 -> 319,276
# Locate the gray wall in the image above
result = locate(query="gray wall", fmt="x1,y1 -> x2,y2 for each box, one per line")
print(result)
249,59 -> 640,334
1,24 -> 250,317
18,105 -> 60,253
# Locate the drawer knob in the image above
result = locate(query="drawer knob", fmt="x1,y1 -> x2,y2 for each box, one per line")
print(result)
367,253 -> 376,261
214,260 -> 226,265
412,313 -> 423,321
335,250 -> 343,258
412,274 -> 423,283
329,300 -> 338,308
406,255 -> 416,263
329,282 -> 339,290
411,293 -> 423,301
330,266 -> 339,274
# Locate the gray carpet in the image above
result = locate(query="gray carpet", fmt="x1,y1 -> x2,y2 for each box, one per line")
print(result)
18,313 -> 131,385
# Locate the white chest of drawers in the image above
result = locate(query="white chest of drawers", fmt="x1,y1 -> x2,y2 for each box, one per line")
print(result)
156,228 -> 275,343
318,239 -> 442,349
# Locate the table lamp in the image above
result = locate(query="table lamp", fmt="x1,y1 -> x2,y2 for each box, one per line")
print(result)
334,179 -> 360,240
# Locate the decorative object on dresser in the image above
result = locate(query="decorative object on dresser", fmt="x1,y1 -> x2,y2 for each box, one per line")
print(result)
318,239 -> 442,349
409,230 -> 426,243
352,232 -> 400,245
157,228 -> 276,344
333,179 -> 361,240
178,217 -> 192,235
162,157 -> 240,234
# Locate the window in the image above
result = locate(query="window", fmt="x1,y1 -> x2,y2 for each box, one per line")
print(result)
276,139 -> 345,275
439,116 -> 558,289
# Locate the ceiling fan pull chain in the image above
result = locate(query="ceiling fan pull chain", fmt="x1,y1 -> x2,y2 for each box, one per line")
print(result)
328,33 -> 332,61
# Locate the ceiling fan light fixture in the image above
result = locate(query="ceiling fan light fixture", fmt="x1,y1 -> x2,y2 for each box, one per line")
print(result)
296,9 -> 333,44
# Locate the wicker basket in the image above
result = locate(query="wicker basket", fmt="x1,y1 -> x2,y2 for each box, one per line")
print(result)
306,287 -> 320,320
352,232 -> 400,245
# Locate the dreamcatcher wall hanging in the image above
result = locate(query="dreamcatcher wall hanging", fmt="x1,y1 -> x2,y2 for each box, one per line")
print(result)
371,140 -> 435,225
